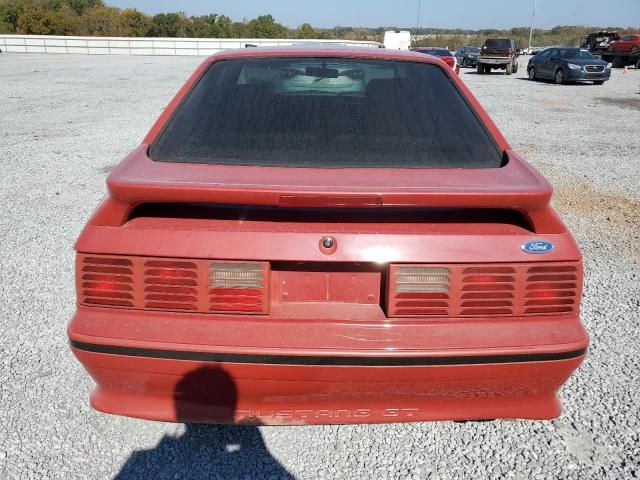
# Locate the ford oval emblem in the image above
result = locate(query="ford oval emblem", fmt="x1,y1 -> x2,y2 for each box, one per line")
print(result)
521,240 -> 554,254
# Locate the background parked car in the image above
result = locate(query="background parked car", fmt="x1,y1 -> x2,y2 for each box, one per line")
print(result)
413,47 -> 460,74
609,34 -> 640,54
527,47 -> 611,85
477,39 -> 519,75
455,46 -> 481,67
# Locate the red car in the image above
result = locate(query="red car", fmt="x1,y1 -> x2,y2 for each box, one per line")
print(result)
69,47 -> 588,425
610,34 -> 640,53
413,47 -> 460,74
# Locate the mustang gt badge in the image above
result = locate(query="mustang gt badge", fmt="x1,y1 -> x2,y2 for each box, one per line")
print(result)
521,240 -> 554,254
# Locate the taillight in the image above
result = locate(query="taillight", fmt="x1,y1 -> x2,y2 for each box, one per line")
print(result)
390,266 -> 450,316
209,261 -> 269,314
523,265 -> 579,314
507,49 -> 513,56
143,260 -> 198,311
78,256 -> 134,307
388,262 -> 580,318
77,254 -> 269,314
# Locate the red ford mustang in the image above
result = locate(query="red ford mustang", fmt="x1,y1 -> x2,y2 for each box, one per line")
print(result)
413,47 -> 461,75
69,47 -> 588,425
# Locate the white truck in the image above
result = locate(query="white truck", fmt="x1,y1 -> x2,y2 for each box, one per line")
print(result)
383,30 -> 411,50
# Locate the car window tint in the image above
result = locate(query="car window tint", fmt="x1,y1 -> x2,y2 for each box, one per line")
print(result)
150,58 -> 502,169
484,39 -> 511,48
559,49 -> 595,59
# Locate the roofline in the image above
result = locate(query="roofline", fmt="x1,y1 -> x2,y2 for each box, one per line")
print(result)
202,46 -> 442,66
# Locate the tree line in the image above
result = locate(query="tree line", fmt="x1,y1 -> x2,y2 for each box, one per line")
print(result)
0,0 -> 335,38
0,0 -> 636,46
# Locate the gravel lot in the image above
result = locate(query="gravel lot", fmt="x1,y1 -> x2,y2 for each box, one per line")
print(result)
1,53 -> 639,480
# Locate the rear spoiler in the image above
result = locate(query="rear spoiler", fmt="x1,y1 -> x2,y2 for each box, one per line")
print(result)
90,146 -> 564,233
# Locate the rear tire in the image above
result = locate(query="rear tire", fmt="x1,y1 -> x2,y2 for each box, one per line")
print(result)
555,69 -> 565,84
513,61 -> 519,73
477,64 -> 484,74
528,66 -> 537,81
506,63 -> 513,75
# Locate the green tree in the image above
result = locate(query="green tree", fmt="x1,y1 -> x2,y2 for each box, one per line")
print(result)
0,0 -> 22,31
82,5 -> 125,36
17,5 -> 59,34
247,14 -> 287,38
212,14 -> 233,37
121,8 -> 151,37
230,20 -> 249,38
66,0 -> 104,16
150,12 -> 188,37
296,22 -> 316,39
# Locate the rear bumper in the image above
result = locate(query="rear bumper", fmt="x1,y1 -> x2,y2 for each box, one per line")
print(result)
479,57 -> 511,65
69,306 -> 589,425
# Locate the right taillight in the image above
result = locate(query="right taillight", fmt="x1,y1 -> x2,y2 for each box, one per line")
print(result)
77,254 -> 269,314
523,265 -> 579,315
388,262 -> 580,318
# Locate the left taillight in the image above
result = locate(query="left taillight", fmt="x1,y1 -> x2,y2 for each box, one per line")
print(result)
76,254 -> 270,314
78,256 -> 134,307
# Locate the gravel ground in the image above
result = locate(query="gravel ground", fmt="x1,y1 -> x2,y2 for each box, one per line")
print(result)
0,54 -> 639,480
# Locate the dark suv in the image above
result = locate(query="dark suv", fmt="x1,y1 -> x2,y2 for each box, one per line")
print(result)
455,46 -> 481,67
477,39 -> 519,75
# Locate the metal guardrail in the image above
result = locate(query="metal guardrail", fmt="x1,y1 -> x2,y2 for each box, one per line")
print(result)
0,35 -> 381,56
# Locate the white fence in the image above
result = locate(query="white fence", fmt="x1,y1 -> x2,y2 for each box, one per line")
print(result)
0,35 -> 381,56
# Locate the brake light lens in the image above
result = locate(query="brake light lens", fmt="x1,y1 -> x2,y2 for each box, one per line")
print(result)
77,254 -> 269,314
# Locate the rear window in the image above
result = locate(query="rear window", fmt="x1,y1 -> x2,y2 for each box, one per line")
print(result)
150,57 -> 502,169
484,39 -> 511,49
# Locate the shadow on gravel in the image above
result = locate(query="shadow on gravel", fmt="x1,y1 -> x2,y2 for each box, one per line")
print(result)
115,367 -> 294,480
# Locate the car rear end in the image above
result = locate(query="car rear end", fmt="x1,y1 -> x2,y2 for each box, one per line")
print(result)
69,49 -> 587,425
414,48 -> 460,75
480,39 -> 514,66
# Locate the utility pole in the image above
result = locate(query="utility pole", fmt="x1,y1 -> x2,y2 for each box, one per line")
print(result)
412,0 -> 421,47
528,0 -> 537,52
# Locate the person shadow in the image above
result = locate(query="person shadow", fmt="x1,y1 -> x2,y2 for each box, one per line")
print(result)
115,367 -> 294,480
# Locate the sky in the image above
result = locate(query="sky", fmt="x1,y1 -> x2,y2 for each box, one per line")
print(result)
107,0 -> 640,29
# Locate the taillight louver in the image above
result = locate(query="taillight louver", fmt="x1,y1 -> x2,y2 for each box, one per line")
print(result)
209,262 -> 269,314
80,256 -> 134,307
143,260 -> 198,311
524,265 -> 578,315
460,266 -> 515,316
389,266 -> 450,316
